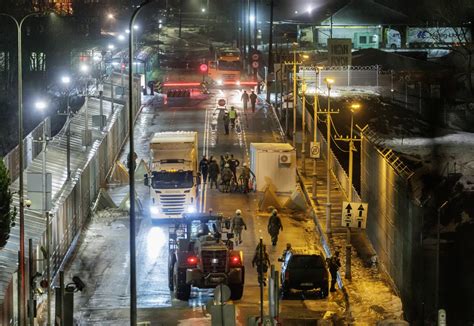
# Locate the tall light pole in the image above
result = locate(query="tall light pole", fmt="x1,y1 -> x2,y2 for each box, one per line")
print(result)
301,77 -> 307,175
324,78 -> 335,234
0,12 -> 46,325
129,1 -> 156,324
34,100 -> 51,326
60,75 -> 72,180
436,200 -> 448,312
311,67 -> 322,199
292,45 -> 297,148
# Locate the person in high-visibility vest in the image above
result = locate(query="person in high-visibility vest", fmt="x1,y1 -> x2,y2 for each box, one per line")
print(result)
228,106 -> 237,129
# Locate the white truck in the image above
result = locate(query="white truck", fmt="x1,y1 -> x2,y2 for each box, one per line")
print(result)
145,131 -> 199,220
386,27 -> 472,49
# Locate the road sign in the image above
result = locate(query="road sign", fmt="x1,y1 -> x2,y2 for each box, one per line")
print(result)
199,63 -> 208,72
252,61 -> 259,68
310,142 -> 321,158
213,284 -> 231,303
252,53 -> 259,61
341,201 -> 368,228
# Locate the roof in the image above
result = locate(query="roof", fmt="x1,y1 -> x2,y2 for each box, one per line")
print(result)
151,131 -> 197,144
321,0 -> 410,26
250,143 -> 295,152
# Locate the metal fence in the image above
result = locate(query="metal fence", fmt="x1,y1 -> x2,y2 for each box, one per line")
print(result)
296,65 -> 380,88
0,72 -> 141,324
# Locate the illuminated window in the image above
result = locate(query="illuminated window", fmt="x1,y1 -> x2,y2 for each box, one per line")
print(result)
30,52 -> 46,72
0,52 -> 10,72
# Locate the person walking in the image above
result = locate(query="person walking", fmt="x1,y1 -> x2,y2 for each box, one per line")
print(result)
223,112 -> 230,135
241,90 -> 249,111
208,159 -> 220,189
228,106 -> 237,129
229,154 -> 240,181
252,243 -> 271,286
250,90 -> 258,113
199,155 -> 209,183
220,163 -> 233,192
327,251 -> 341,292
231,209 -> 247,245
280,243 -> 292,260
267,209 -> 283,246
239,163 -> 255,193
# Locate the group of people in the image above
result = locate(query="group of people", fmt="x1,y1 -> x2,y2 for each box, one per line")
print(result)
199,153 -> 255,193
241,90 -> 258,113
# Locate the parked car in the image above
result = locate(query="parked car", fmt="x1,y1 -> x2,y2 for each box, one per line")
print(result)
278,247 -> 329,298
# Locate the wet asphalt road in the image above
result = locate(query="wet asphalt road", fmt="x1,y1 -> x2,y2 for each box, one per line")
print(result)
65,88 -> 342,325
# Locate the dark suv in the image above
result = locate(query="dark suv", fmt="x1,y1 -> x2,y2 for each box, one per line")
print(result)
278,248 -> 329,298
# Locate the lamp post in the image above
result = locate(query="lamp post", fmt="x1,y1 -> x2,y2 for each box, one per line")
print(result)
60,75 -> 72,181
311,66 -> 323,199
129,1 -> 156,324
324,78 -> 334,234
301,78 -> 307,175
34,100 -> 52,326
0,12 -> 46,325
435,200 -> 448,312
292,45 -> 297,148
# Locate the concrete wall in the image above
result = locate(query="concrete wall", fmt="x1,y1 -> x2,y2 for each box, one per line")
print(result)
360,137 -> 425,322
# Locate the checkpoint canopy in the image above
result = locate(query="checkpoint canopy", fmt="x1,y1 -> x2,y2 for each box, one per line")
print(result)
250,143 -> 296,193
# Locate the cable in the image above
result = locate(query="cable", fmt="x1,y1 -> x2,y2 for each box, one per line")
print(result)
330,116 -> 342,138
331,134 -> 350,153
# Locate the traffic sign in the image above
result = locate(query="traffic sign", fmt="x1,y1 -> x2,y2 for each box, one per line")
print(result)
252,61 -> 259,68
341,201 -> 368,228
310,142 -> 321,158
252,53 -> 259,61
199,63 -> 208,72
213,284 -> 231,303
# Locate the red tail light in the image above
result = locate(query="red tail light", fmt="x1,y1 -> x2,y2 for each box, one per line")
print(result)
187,256 -> 198,266
229,254 -> 242,266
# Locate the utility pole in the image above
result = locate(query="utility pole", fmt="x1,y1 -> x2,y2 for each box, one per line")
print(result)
301,78 -> 307,175
292,49 -> 297,148
253,0 -> 257,51
178,0 -> 182,38
266,0 -> 274,103
335,103 -> 361,280
258,238 -> 264,323
312,67 -> 322,199
323,78 -> 338,234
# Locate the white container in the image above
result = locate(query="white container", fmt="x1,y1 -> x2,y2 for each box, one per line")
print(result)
250,143 -> 296,193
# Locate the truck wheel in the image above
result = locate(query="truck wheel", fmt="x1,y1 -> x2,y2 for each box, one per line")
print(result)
174,267 -> 191,301
229,284 -> 244,300
168,266 -> 174,291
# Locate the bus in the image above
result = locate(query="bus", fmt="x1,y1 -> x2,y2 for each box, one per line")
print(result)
208,47 -> 241,85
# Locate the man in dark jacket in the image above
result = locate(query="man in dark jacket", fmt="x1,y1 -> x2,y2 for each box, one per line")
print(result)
223,112 -> 230,135
208,159 -> 220,189
249,90 -> 258,113
241,90 -> 249,111
228,154 -> 240,181
267,209 -> 283,246
199,155 -> 209,183
327,251 -> 341,292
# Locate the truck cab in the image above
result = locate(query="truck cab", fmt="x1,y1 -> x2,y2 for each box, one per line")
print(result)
145,131 -> 199,221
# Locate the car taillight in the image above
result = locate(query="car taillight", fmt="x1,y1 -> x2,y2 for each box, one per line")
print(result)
285,271 -> 290,281
187,256 -> 198,266
229,255 -> 241,266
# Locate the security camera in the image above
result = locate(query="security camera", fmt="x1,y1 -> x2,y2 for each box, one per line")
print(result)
24,199 -> 32,208
72,276 -> 86,292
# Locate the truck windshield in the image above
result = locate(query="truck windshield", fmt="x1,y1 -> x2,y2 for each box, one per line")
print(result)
151,171 -> 193,189
218,60 -> 240,71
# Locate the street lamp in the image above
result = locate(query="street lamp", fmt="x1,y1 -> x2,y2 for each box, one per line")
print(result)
60,75 -> 72,181
0,11 -> 47,325
324,77 -> 334,234
34,100 -> 52,326
311,66 -> 324,199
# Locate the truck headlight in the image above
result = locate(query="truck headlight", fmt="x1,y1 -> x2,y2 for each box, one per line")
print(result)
216,79 -> 223,86
149,206 -> 160,216
186,206 -> 196,213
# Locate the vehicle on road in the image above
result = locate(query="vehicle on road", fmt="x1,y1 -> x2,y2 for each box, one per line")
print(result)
144,131 -> 199,220
168,212 -> 245,301
278,247 -> 329,298
208,47 -> 241,86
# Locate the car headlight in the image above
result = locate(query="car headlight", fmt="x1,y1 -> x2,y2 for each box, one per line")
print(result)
216,79 -> 223,86
149,206 -> 160,216
186,206 -> 196,213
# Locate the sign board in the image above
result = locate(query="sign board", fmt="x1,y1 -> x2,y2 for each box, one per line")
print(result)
341,201 -> 368,228
252,61 -> 259,69
252,53 -> 259,61
328,38 -> 352,66
310,142 -> 321,158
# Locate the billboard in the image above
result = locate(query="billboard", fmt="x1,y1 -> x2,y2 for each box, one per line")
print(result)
328,38 -> 352,66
